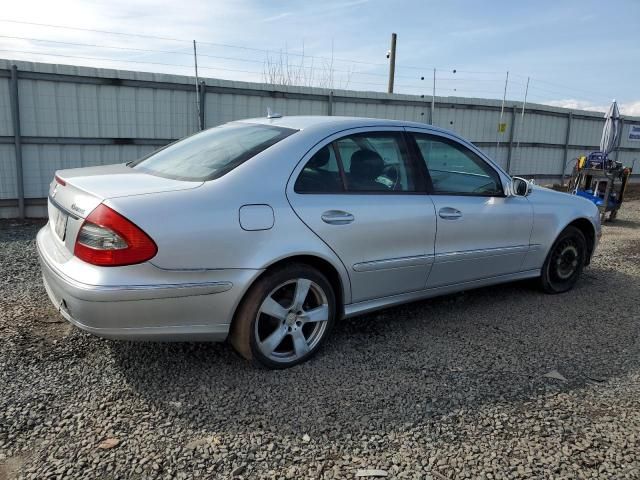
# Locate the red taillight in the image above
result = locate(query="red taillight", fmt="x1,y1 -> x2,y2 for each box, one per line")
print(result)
55,174 -> 66,186
74,204 -> 157,267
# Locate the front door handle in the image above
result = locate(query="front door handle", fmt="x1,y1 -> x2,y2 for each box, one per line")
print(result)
438,207 -> 462,220
321,210 -> 355,225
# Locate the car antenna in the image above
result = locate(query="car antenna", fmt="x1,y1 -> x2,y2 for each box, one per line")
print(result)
266,107 -> 282,119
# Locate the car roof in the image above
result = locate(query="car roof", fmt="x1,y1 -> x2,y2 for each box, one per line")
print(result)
236,115 -> 454,135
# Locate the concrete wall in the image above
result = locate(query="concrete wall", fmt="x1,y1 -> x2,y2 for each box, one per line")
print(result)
1,59 -> 639,218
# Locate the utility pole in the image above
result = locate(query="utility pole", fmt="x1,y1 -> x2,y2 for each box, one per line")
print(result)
387,33 -> 397,94
193,40 -> 202,131
431,68 -> 436,125
496,71 -> 509,150
516,76 -> 530,150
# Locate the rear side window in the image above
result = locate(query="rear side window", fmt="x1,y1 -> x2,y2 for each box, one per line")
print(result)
295,132 -> 418,193
336,134 -> 416,192
294,146 -> 343,193
412,134 -> 503,196
130,123 -> 296,181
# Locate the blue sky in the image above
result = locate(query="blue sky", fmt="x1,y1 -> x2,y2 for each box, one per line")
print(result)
1,0 -> 638,114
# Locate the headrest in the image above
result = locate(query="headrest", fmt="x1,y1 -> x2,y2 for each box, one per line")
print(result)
307,146 -> 330,168
350,149 -> 384,178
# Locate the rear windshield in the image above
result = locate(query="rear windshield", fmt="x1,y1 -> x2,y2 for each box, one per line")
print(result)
130,123 -> 297,181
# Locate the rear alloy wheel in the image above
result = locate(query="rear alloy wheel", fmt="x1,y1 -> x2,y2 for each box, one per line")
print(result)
230,265 -> 335,368
540,226 -> 587,294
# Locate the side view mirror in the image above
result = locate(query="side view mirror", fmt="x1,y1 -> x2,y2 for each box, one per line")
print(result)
511,177 -> 533,197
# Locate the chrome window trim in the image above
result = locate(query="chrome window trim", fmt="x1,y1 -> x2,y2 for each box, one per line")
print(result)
403,126 -> 513,194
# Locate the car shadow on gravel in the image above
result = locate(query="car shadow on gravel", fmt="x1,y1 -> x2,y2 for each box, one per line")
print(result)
107,264 -> 640,436
607,218 -> 640,230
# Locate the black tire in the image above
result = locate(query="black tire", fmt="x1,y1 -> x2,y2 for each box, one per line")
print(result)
540,226 -> 587,294
229,264 -> 336,369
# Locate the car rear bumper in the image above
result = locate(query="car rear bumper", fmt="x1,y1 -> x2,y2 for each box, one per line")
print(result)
36,224 -> 261,341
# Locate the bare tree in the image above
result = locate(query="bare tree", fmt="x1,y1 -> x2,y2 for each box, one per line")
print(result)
262,41 -> 345,90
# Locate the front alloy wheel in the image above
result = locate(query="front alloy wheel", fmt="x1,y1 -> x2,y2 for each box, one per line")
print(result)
230,264 -> 336,368
540,225 -> 587,294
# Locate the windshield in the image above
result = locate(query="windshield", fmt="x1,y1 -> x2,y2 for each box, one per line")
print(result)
130,123 -> 297,181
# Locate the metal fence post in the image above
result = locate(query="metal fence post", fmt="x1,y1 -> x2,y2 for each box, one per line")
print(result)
505,105 -> 517,174
9,65 -> 25,219
561,112 -> 573,186
198,81 -> 206,129
328,91 -> 334,116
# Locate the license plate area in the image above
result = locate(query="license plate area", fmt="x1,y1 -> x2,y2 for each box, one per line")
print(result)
51,206 -> 69,241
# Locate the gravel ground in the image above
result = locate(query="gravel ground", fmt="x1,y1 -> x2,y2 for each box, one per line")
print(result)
1,201 -> 640,480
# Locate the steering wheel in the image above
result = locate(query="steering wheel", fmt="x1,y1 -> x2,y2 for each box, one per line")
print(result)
381,164 -> 400,190
472,182 -> 495,194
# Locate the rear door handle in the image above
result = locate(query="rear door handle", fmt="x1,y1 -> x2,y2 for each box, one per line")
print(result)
321,210 -> 355,225
438,207 -> 462,219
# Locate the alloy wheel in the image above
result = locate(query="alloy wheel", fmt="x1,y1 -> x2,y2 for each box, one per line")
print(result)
552,239 -> 580,281
254,278 -> 329,364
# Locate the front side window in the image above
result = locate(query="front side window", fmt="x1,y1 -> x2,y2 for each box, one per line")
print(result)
413,134 -> 503,195
131,123 -> 296,181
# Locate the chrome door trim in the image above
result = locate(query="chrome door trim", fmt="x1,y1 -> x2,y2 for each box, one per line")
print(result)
352,254 -> 434,272
343,269 -> 541,318
434,245 -> 530,263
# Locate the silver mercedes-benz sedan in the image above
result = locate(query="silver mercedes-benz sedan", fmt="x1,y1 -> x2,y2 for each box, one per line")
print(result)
37,116 -> 601,368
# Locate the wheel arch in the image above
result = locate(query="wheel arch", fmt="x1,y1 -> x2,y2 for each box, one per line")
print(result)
264,255 -> 347,318
566,217 -> 596,265
233,254 -> 350,323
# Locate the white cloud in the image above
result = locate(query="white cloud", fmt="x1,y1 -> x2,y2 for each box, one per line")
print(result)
543,99 -> 640,117
620,101 -> 640,117
261,12 -> 293,23
543,99 -> 608,113
0,0 -> 636,105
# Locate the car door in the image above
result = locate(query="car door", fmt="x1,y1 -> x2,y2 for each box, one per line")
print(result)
406,129 -> 533,288
287,127 -> 437,303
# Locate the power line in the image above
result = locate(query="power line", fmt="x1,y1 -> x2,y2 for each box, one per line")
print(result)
0,49 -> 404,88
2,47 -> 586,103
0,48 -> 509,95
0,33 -> 425,80
0,19 -> 190,43
0,18 -> 514,75
529,79 -> 610,101
0,18 -> 616,104
0,35 -> 192,56
0,19 -> 393,68
2,18 -> 476,73
0,49 -> 263,76
2,17 -> 605,94
0,48 -> 572,98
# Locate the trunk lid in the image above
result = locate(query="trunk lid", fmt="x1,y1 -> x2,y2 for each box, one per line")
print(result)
47,163 -> 202,255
